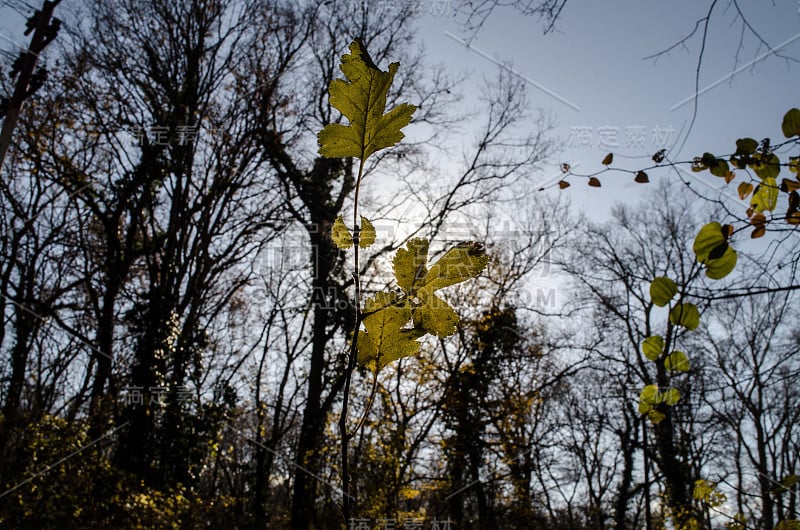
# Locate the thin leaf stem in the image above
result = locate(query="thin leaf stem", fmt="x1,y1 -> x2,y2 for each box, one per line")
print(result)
340,156 -> 365,524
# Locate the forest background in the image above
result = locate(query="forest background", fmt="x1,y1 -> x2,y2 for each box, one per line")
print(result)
0,0 -> 798,529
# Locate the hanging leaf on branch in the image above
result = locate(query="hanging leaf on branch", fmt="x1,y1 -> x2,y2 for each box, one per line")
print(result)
669,302 -> 700,330
551,108 -> 800,274
693,222 -> 737,280
664,351 -> 690,372
641,335 -> 664,361
782,108 -> 800,138
650,276 -> 677,307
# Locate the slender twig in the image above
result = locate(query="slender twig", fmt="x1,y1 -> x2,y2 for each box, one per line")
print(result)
339,156 -> 366,523
674,0 -> 717,158
352,367 -> 380,438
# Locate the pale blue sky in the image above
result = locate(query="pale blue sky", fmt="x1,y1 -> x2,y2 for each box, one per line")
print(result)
1,0 -> 797,222
414,0 -> 800,219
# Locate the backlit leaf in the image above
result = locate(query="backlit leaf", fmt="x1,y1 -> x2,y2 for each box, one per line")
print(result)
318,40 -> 416,161
639,385 -> 679,420
602,153 -> 613,165
412,292 -> 459,338
694,479 -> 718,502
782,108 -> 800,138
669,303 -> 700,330
709,157 -> 730,178
635,171 -> 649,183
701,152 -> 717,168
662,387 -> 680,406
750,177 -> 778,212
692,156 -> 708,172
332,215 -> 354,249
641,335 -> 664,361
359,216 -> 376,248
395,239 -> 488,298
750,153 -> 780,181
735,138 -> 758,155
588,177 -> 602,187
730,155 -> 747,170
693,222 -> 727,262
650,277 -> 677,307
751,225 -> 766,239
640,384 -> 660,405
738,181 -> 754,200
664,351 -> 690,372
705,245 -> 737,280
419,242 -> 489,294
393,238 -> 429,294
694,479 -> 729,508
357,291 -> 421,372
558,180 -> 570,189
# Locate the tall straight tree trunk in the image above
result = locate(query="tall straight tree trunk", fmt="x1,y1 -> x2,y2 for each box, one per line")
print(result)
613,414 -> 637,530
88,275 -> 121,438
290,224 -> 336,530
